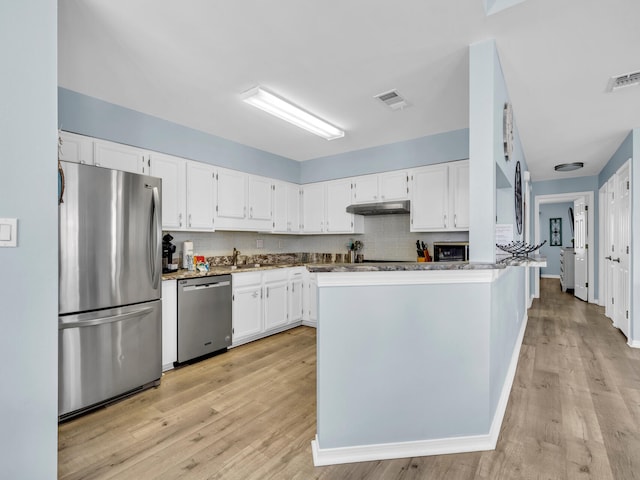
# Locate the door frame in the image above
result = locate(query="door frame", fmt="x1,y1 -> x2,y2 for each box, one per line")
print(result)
533,191 -> 595,303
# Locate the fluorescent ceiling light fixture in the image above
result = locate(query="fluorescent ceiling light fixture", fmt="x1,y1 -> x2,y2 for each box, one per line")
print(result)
241,86 -> 344,140
554,162 -> 584,172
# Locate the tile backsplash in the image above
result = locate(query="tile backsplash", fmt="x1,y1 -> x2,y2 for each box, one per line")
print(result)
164,214 -> 468,263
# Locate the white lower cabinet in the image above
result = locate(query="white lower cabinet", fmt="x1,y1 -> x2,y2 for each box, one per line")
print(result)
231,272 -> 263,345
232,268 -> 305,347
289,268 -> 304,323
302,271 -> 318,327
161,280 -> 178,371
263,270 -> 289,331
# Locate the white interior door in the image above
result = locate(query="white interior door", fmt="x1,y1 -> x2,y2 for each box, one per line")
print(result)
573,197 -> 588,301
605,177 -> 616,319
615,163 -> 630,338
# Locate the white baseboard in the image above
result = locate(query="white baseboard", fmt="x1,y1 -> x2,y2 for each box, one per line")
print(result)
301,320 -> 317,328
629,339 -> 640,349
311,312 -> 529,466
528,294 -> 534,308
311,433 -> 494,466
540,274 -> 560,279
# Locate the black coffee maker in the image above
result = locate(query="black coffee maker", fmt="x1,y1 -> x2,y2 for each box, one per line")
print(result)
162,233 -> 177,273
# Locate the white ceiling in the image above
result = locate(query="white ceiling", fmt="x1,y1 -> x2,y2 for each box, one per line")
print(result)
58,0 -> 640,181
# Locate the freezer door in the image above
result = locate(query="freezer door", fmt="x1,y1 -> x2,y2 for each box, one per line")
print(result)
58,300 -> 162,418
59,161 -> 162,314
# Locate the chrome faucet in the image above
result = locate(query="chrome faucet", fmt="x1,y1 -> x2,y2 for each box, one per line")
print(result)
232,248 -> 240,266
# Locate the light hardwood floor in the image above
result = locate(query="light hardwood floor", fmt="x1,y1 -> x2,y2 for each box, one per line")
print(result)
59,278 -> 640,479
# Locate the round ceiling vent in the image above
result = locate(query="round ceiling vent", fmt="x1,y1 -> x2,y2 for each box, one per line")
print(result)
554,162 -> 584,172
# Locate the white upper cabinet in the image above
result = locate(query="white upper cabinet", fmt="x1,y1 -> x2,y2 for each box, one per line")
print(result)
149,153 -> 186,230
302,181 -> 363,234
380,170 -> 410,201
352,171 -> 409,204
449,161 -> 469,230
325,178 -> 362,233
215,168 -> 273,231
247,175 -> 273,230
186,160 -> 216,231
286,183 -> 301,233
302,183 -> 325,233
273,181 -> 301,234
216,167 -> 247,227
352,174 -> 379,203
93,140 -> 146,174
58,131 -> 94,165
410,160 -> 469,232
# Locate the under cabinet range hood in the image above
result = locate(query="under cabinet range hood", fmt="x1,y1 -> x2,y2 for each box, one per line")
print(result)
346,200 -> 410,216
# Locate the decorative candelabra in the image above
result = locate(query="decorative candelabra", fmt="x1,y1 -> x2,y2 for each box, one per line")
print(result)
496,240 -> 546,257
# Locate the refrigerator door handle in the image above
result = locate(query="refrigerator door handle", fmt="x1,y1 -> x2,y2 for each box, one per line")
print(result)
148,184 -> 161,289
59,307 -> 153,330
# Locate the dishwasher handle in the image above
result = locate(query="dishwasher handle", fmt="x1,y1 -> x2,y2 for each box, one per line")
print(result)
182,281 -> 230,292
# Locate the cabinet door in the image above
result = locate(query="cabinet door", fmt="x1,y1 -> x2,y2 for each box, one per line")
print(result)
410,165 -> 448,231
186,161 -> 215,230
150,153 -> 186,230
232,284 -> 263,343
302,183 -> 325,233
248,175 -> 273,221
59,131 -> 94,165
380,171 -> 409,201
216,167 -> 247,227
272,181 -> 288,233
289,275 -> 303,323
326,179 -> 355,233
353,175 -> 378,203
264,280 -> 288,331
308,275 -> 318,326
449,161 -> 469,230
161,280 -> 177,370
94,140 -> 145,174
286,184 -> 301,233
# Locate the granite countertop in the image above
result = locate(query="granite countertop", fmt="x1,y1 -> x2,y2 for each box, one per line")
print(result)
161,263 -> 307,280
307,256 -> 546,273
162,256 -> 546,280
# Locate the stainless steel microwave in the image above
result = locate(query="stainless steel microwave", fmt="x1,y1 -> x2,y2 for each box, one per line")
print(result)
433,242 -> 469,262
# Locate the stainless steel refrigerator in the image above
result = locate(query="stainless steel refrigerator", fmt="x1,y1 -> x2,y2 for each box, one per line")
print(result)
58,161 -> 162,419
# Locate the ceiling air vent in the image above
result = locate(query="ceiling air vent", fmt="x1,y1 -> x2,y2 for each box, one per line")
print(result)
606,70 -> 640,92
374,89 -> 409,110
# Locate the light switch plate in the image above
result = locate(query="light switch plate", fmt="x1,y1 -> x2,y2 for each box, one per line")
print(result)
0,218 -> 17,247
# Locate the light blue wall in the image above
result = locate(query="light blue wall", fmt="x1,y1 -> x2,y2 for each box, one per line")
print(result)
598,131 -> 633,187
60,88 -> 471,185
58,87 -> 301,183
468,40 -> 528,263
539,203 -> 573,276
0,2 -> 58,478
299,129 -> 469,183
316,267 -> 527,450
490,267 -> 526,416
317,281 -> 492,448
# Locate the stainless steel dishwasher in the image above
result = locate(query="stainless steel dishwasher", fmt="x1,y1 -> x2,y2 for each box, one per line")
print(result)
177,275 -> 232,363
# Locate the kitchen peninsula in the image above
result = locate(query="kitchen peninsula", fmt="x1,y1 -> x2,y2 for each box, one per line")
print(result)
308,259 -> 544,466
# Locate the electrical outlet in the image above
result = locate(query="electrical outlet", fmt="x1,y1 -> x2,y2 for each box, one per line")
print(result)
256,239 -> 264,249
